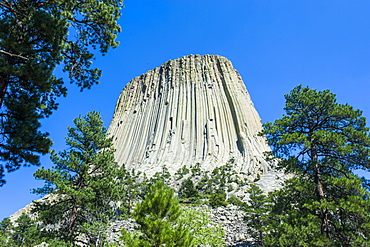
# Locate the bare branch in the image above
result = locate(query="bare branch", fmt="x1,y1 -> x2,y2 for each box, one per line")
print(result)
0,49 -> 29,60
320,165 -> 350,178
0,2 -> 11,10
0,1 -> 28,18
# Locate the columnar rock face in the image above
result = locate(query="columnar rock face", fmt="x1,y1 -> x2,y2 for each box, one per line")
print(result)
108,55 -> 271,177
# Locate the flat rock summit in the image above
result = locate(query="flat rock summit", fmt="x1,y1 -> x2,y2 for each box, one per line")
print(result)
108,54 -> 271,178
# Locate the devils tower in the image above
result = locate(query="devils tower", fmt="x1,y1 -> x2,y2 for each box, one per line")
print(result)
108,54 -> 271,177
10,55 -> 278,246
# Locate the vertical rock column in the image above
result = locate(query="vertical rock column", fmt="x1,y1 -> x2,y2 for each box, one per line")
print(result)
108,54 -> 271,177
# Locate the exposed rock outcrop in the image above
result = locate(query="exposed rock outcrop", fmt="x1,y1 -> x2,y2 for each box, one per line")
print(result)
108,54 -> 271,177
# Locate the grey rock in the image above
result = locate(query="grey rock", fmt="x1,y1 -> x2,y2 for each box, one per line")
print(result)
108,54 -> 272,178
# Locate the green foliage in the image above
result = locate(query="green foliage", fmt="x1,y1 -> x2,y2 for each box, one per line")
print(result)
193,164 -> 240,206
265,177 -> 329,246
179,177 -> 200,203
0,217 -> 12,246
117,166 -> 143,216
150,165 -> 171,185
11,214 -> 44,247
266,175 -> 370,247
208,189 -> 228,208
174,159 -> 247,205
180,207 -> 226,246
262,85 -> 370,174
0,233 -> 7,247
227,194 -> 246,208
0,232 -> 6,246
0,214 -> 44,247
211,164 -> 239,189
174,165 -> 190,180
196,173 -> 213,195
33,111 -> 124,245
196,164 -> 239,196
244,184 -> 270,244
190,163 -> 202,176
261,85 -> 370,246
0,0 -> 124,186
121,181 -> 194,247
253,174 -> 260,182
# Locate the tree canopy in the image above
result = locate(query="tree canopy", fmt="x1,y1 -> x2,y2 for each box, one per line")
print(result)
121,180 -> 195,247
0,0 -> 124,186
261,85 -> 370,246
33,111 -> 125,245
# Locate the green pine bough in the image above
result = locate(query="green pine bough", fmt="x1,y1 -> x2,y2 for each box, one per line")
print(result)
121,181 -> 225,247
32,111 -> 126,246
0,0 -> 124,186
260,85 -> 370,246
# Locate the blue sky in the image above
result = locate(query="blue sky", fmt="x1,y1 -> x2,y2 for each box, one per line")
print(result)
1,0 -> 370,220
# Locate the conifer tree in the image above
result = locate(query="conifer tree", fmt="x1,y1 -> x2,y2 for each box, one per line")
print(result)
0,217 -> 13,246
174,165 -> 190,180
121,181 -> 194,247
33,111 -> 125,246
244,184 -> 270,245
116,165 -> 142,216
10,213 -> 43,246
261,85 -> 370,246
0,214 -> 44,246
0,0 -> 124,186
208,189 -> 228,208
179,177 -> 200,203
150,165 -> 171,185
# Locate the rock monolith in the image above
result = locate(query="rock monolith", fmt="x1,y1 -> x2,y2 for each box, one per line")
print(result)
108,54 -> 271,177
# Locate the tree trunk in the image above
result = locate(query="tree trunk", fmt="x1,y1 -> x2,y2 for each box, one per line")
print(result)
312,144 -> 330,241
67,204 -> 79,240
0,53 -> 13,108
0,76 -> 8,109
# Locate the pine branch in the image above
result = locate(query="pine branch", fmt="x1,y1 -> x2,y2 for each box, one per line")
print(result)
0,50 -> 29,60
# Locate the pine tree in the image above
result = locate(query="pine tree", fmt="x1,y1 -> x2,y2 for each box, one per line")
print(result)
0,214 -> 44,246
179,177 -> 200,203
10,213 -> 43,247
121,181 -> 194,247
117,165 -> 142,216
244,184 -> 270,245
208,189 -> 228,208
0,217 -> 13,246
265,177 -> 329,246
33,111 -> 125,245
174,165 -> 190,180
150,165 -> 171,185
261,85 -> 370,246
0,0 -> 124,186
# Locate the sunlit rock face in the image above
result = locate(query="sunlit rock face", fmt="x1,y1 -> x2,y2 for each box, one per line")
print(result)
108,54 -> 271,177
